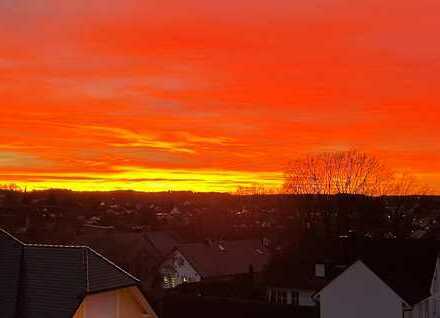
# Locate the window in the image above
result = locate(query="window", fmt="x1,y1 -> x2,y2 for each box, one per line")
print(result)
280,291 -> 287,304
291,291 -> 299,306
162,274 -> 178,289
271,289 -> 288,305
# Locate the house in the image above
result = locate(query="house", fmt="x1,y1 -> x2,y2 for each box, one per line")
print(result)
0,228 -> 157,318
314,240 -> 440,318
159,239 -> 271,289
264,237 -> 350,307
76,231 -> 181,287
266,263 -> 333,306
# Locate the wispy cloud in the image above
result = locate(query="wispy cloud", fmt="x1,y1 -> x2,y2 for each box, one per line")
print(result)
0,151 -> 49,168
0,0 -> 440,192
81,125 -> 195,154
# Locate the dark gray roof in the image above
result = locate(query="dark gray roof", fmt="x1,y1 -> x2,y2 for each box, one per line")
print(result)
0,230 -> 23,317
0,228 -> 139,318
144,231 -> 180,258
75,231 -> 181,278
314,239 -> 440,306
176,240 -> 271,279
359,240 -> 439,306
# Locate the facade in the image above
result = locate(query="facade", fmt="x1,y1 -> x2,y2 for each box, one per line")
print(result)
316,261 -> 408,318
0,228 -> 157,318
76,230 -> 181,288
160,249 -> 202,288
315,254 -> 440,318
266,287 -> 316,306
159,240 -> 271,289
409,257 -> 440,318
266,262 -> 335,307
73,287 -> 156,318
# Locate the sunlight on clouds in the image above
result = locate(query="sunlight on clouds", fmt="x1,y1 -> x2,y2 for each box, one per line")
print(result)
0,166 -> 283,192
0,0 -> 439,192
0,151 -> 49,168
82,125 -> 195,154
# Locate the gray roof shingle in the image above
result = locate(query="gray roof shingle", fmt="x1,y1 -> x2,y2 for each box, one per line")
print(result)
0,230 -> 23,317
0,228 -> 139,318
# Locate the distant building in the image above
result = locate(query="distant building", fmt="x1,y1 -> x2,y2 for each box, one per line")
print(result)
314,241 -> 440,318
266,263 -> 333,306
265,237 -> 351,307
159,239 -> 271,289
76,231 -> 181,287
0,228 -> 157,318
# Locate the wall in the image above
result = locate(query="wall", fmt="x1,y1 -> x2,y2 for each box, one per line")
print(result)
319,261 -> 404,318
298,290 -> 316,306
266,287 -> 316,306
159,250 -> 201,288
73,287 -> 157,318
267,287 -> 316,306
409,298 -> 440,318
409,258 -> 440,318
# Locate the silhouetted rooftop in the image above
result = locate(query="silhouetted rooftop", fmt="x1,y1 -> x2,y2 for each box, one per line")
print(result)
0,228 -> 139,318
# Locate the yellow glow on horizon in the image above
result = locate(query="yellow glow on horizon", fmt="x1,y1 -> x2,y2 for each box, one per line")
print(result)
0,166 -> 284,193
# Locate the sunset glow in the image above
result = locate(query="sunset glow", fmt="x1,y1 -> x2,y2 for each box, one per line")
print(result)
1,1 -> 439,192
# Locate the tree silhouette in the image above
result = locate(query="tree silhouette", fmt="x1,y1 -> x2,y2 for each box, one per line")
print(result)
283,150 -> 390,196
283,150 -> 430,238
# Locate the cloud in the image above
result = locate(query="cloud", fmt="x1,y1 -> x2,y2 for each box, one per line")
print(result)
80,125 -> 195,154
0,0 -> 439,192
0,151 -> 49,168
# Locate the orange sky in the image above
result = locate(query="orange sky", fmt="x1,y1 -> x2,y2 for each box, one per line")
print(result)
0,0 -> 439,193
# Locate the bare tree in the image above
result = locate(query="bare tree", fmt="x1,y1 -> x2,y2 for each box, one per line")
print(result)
235,184 -> 278,196
283,150 -> 391,196
283,150 -> 431,238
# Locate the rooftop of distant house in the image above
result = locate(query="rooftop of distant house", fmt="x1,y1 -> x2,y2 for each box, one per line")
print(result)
171,239 -> 271,279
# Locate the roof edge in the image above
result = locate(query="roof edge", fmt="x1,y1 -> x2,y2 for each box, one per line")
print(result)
313,260 -> 412,307
0,228 -> 26,246
86,247 -> 140,284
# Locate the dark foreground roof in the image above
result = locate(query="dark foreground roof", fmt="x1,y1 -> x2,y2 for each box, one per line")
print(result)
159,295 -> 319,318
315,239 -> 439,306
176,240 -> 271,279
0,228 -> 139,318
358,240 -> 439,306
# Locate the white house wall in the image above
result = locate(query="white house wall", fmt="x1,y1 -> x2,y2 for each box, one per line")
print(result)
409,298 -> 440,318
409,258 -> 440,318
319,261 -> 404,318
159,250 -> 201,288
298,290 -> 316,306
267,287 -> 316,306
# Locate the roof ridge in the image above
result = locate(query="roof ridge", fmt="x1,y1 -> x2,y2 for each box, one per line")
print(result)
0,228 -> 25,245
24,243 -> 88,248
